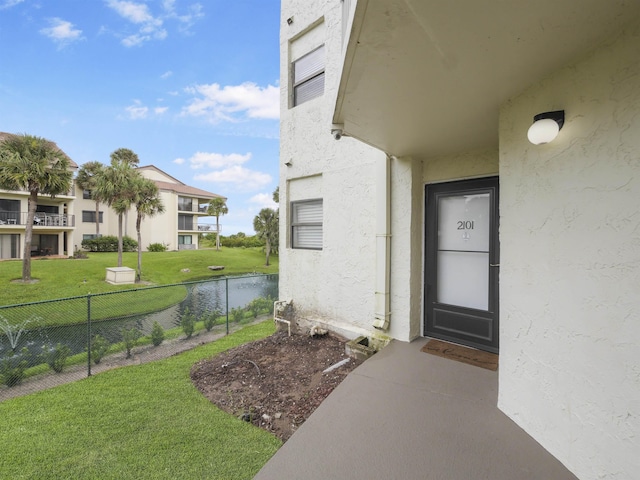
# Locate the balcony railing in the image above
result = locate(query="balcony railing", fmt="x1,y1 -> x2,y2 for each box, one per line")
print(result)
178,204 -> 210,213
197,223 -> 220,232
0,212 -> 75,227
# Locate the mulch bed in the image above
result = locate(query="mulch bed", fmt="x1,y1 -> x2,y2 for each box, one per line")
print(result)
191,330 -> 362,441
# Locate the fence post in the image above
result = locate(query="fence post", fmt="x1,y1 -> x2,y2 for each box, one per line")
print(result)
87,294 -> 92,377
225,277 -> 229,335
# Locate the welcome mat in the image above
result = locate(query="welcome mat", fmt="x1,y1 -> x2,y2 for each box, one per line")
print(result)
421,339 -> 498,371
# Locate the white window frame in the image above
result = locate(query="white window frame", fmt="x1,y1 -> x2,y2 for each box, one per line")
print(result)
178,235 -> 192,245
292,45 -> 325,107
82,210 -> 103,223
291,199 -> 323,250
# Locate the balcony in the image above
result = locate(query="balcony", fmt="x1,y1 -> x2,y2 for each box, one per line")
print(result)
177,198 -> 210,214
197,223 -> 220,233
0,212 -> 75,228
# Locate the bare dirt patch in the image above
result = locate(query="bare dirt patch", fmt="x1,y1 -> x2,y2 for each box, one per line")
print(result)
191,330 -> 362,441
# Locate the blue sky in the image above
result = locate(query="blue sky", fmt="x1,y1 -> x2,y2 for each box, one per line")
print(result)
0,0 -> 280,234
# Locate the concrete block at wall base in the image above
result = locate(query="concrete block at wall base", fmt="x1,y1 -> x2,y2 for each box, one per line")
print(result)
345,336 -> 377,361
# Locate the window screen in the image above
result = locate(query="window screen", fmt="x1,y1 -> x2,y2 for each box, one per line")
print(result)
82,211 -> 103,223
291,199 -> 322,249
293,45 -> 325,106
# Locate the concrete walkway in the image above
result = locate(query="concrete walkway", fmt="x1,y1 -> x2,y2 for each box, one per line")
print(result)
255,337 -> 578,480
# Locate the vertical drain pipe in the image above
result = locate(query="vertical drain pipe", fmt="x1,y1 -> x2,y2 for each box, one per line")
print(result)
373,154 -> 391,331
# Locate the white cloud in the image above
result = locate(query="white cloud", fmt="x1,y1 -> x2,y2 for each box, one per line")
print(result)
187,151 -> 251,169
163,0 -> 204,32
194,166 -> 272,191
124,100 -> 170,119
173,158 -> 185,165
125,100 -> 148,119
160,70 -> 173,79
106,0 -> 203,46
248,193 -> 278,210
107,0 -> 157,24
182,82 -> 280,122
40,18 -> 83,48
0,0 -> 24,9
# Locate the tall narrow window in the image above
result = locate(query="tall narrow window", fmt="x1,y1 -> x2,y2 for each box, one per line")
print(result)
178,214 -> 194,230
293,45 -> 325,106
291,199 -> 323,249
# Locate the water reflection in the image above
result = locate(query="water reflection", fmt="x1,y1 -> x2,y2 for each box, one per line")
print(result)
0,274 -> 278,365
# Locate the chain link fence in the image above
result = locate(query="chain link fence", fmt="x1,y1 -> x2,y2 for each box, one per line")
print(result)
0,274 -> 278,401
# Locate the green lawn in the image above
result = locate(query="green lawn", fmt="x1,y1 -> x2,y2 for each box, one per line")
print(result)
0,321 -> 281,480
0,248 -> 277,305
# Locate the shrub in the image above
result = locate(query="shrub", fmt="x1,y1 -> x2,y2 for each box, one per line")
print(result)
81,235 -> 138,252
72,248 -> 88,259
121,327 -> 141,359
181,308 -> 195,339
0,348 -> 30,387
41,343 -> 72,373
212,233 -> 263,248
202,310 -> 220,332
151,321 -> 165,346
90,335 -> 109,364
147,242 -> 169,252
230,307 -> 245,324
247,297 -> 273,319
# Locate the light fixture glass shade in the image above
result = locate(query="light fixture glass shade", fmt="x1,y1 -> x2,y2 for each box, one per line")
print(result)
527,118 -> 560,145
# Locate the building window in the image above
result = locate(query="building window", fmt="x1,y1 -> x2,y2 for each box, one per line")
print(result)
0,234 -> 20,259
291,199 -> 323,249
178,214 -> 194,230
178,235 -> 192,245
178,197 -> 193,211
0,199 -> 20,224
82,211 -> 103,223
83,189 -> 92,199
83,234 -> 101,241
293,45 -> 325,106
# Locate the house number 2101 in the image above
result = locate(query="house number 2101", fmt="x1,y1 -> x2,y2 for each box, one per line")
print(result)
457,220 -> 474,230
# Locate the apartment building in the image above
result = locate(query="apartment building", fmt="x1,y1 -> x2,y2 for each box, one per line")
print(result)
1,134 -> 222,258
73,165 -> 223,252
0,132 -> 78,259
278,1 -> 640,478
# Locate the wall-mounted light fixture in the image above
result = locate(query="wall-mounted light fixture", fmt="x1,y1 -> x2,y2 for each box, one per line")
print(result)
527,110 -> 565,145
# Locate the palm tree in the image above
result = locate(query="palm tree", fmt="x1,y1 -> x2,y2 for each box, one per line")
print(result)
93,148 -> 141,267
253,208 -> 278,266
76,161 -> 105,236
0,133 -> 72,282
207,197 -> 228,251
133,177 -> 165,281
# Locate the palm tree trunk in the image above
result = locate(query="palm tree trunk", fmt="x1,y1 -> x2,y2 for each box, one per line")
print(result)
22,192 -> 38,281
215,215 -> 220,251
117,213 -> 123,267
95,201 -> 100,236
265,238 -> 271,267
136,213 -> 142,282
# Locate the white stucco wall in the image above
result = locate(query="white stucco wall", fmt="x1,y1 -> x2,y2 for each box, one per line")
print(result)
498,19 -> 640,480
280,0 -> 389,339
422,149 -> 498,185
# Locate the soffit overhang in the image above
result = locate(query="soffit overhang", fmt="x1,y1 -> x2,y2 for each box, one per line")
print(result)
333,0 -> 640,158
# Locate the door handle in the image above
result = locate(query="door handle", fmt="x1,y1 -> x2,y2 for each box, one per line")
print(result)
490,264 -> 500,267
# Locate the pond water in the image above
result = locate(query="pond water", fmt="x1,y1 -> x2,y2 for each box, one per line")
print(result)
0,274 -> 278,365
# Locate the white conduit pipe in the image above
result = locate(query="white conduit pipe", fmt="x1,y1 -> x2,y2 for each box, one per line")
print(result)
373,155 -> 391,331
273,299 -> 292,336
